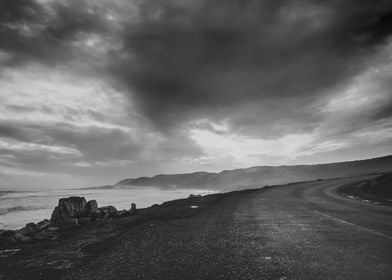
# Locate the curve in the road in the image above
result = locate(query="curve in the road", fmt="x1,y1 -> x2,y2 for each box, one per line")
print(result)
63,176 -> 392,280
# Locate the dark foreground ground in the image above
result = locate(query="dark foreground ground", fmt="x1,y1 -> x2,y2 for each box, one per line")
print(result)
1,175 -> 392,280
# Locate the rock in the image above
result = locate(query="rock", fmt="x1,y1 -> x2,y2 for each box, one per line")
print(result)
19,222 -> 38,236
36,219 -> 50,231
86,200 -> 98,214
98,206 -> 117,217
58,197 -> 88,218
116,210 -> 128,217
47,196 -> 125,228
51,206 -> 61,224
50,196 -> 88,227
14,232 -> 32,242
0,230 -> 16,246
188,194 -> 202,199
91,209 -> 104,220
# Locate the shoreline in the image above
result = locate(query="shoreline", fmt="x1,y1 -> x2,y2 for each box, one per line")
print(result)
0,188 -> 257,279
0,187 -> 216,231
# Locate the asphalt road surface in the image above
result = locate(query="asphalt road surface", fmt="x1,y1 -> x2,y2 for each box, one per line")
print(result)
64,176 -> 392,280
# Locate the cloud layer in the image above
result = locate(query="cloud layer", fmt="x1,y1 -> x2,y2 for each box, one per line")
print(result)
0,0 -> 391,188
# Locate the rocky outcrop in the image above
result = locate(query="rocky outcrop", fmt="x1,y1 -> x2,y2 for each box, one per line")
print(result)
49,196 -> 138,228
51,197 -> 88,227
0,221 -> 57,246
0,196 -> 138,247
51,197 -> 105,228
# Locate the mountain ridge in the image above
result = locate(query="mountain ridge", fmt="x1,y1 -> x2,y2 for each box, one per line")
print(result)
115,155 -> 392,190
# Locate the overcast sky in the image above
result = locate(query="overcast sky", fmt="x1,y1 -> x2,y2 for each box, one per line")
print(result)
0,0 -> 392,189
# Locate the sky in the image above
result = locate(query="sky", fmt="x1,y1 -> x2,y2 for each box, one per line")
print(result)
0,0 -> 392,189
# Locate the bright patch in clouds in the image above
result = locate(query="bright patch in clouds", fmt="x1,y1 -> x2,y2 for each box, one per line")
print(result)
0,137 -> 81,156
0,64 -> 131,131
190,127 -> 312,165
189,123 -> 356,167
322,63 -> 392,115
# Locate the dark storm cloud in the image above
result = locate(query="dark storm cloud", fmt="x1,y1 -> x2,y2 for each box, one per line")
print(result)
113,0 -> 392,134
1,0 -> 391,136
0,0 -> 108,65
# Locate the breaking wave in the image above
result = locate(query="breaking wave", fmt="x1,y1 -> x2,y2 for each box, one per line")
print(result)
0,206 -> 47,216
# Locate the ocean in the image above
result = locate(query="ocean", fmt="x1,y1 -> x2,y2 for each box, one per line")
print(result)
0,187 -> 215,230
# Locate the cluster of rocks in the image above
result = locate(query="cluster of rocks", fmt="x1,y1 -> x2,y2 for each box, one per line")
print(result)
0,220 -> 55,246
0,196 -> 137,247
51,196 -> 136,227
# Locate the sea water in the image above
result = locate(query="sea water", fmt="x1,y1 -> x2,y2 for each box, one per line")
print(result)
0,187 -> 215,230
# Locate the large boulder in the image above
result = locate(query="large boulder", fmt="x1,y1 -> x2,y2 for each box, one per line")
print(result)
58,197 -> 88,218
50,196 -> 88,227
86,200 -> 98,214
48,196 -> 125,227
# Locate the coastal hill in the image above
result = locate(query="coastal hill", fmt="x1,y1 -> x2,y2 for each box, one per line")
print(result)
115,155 -> 392,190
